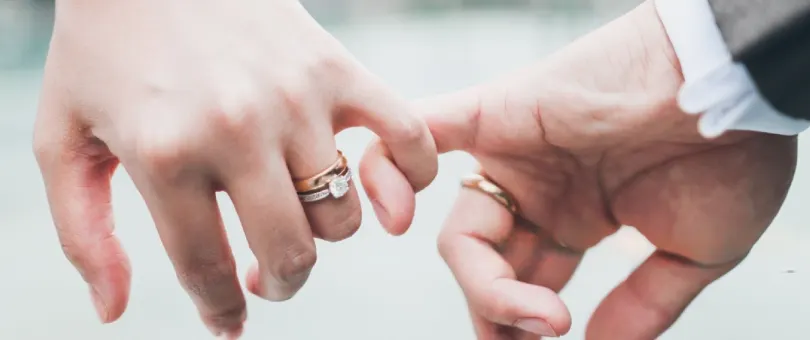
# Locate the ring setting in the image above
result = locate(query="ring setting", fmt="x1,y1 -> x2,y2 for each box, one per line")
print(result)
328,171 -> 351,199
298,169 -> 353,203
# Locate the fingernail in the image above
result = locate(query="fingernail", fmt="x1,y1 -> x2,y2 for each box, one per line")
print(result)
216,329 -> 243,340
89,285 -> 110,323
209,324 -> 243,340
371,199 -> 390,230
514,318 -> 557,337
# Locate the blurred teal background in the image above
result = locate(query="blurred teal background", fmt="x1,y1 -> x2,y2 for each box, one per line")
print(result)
1,1 -> 809,339
0,0 -> 633,69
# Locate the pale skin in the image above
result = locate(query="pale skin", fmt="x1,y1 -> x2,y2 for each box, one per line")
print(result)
34,0 -> 436,338
371,1 -> 795,338
34,0 -> 794,339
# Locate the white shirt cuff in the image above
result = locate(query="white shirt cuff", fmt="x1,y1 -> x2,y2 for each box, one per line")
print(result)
655,0 -> 810,138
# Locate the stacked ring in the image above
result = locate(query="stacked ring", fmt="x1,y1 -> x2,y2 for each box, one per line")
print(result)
295,151 -> 354,203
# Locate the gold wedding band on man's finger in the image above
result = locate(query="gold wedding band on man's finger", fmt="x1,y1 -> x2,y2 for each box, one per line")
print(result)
460,173 -> 574,251
461,174 -> 519,214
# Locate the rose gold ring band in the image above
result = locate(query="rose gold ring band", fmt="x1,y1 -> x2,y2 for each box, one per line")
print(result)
293,151 -> 348,193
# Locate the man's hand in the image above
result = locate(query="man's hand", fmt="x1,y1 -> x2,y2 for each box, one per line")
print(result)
34,0 -> 436,337
403,1 -> 795,338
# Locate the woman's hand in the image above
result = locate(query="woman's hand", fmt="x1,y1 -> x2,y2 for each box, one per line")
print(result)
34,0 -> 436,337
400,1 -> 795,338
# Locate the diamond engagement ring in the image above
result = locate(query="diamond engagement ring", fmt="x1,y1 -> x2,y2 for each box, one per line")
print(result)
294,151 -> 353,203
297,168 -> 353,203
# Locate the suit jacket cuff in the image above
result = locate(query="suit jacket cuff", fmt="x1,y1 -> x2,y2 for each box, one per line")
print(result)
655,0 -> 809,137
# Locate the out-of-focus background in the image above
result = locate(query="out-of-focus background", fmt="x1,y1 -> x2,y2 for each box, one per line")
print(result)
2,0 -> 810,339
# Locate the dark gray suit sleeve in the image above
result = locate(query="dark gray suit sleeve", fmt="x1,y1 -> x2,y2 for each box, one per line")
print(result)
708,0 -> 810,120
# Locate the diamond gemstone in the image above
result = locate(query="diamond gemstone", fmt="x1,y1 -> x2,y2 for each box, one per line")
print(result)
329,177 -> 350,198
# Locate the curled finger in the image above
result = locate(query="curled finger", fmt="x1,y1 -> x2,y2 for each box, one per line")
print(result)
286,124 -> 362,242
224,154 -> 317,302
126,163 -> 245,337
342,71 -> 438,235
438,186 -> 571,338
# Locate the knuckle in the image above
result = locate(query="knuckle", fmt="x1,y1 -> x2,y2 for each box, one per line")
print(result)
129,131 -> 193,176
57,228 -> 119,280
307,51 -> 352,83
271,84 -> 309,117
206,102 -> 262,138
276,244 -> 317,281
60,239 -> 89,271
392,118 -> 426,145
133,144 -> 181,175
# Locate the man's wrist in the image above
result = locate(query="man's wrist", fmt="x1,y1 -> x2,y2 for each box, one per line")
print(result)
654,0 -> 810,137
532,0 -> 688,140
543,0 -> 685,117
627,0 -> 685,111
